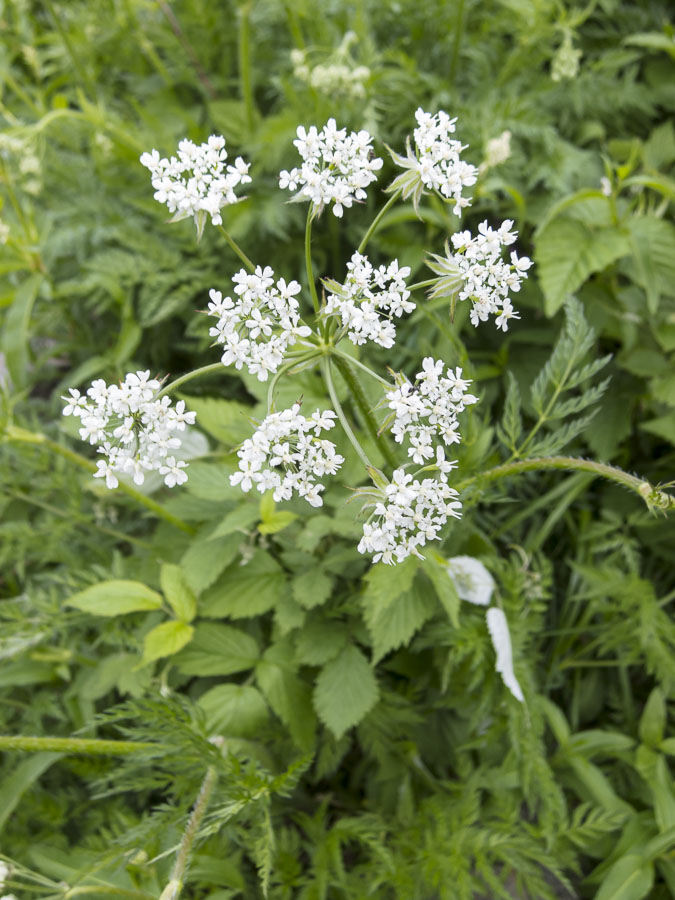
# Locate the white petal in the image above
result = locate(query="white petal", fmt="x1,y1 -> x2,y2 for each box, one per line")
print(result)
445,555 -> 494,605
486,607 -> 524,702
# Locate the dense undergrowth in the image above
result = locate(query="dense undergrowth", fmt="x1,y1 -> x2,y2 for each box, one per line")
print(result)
1,0 -> 675,897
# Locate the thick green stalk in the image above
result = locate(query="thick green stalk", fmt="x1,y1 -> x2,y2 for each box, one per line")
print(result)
304,205 -> 321,316
331,355 -> 398,469
322,359 -> 372,470
0,735 -> 158,755
357,191 -> 400,254
329,347 -> 390,387
156,363 -> 225,399
458,456 -> 675,511
5,426 -> 195,534
216,225 -> 255,272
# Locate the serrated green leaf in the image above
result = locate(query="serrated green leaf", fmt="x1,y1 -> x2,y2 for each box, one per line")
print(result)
180,394 -> 253,446
180,531 -> 241,596
362,555 -> 419,613
256,644 -> 316,750
141,620 -> 194,666
627,216 -> 675,314
198,684 -> 269,737
66,580 -> 162,616
314,643 -> 379,738
498,371 -> 522,451
363,579 -> 436,663
201,552 -> 286,618
173,622 -> 259,676
295,621 -> 349,666
292,569 -> 334,609
160,564 -> 197,623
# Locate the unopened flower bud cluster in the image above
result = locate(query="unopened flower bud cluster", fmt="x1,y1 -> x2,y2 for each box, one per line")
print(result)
291,48 -> 370,99
279,119 -> 383,217
479,130 -> 512,174
323,252 -> 413,348
230,404 -> 344,507
140,135 -> 251,227
551,33 -> 582,82
386,357 -> 478,464
207,265 -> 312,382
62,371 -> 195,489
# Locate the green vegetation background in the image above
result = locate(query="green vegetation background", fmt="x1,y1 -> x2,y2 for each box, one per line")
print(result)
0,0 -> 674,897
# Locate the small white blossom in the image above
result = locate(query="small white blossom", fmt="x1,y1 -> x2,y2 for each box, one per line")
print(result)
486,607 -> 524,702
357,467 -> 462,565
385,357 -> 478,464
445,556 -> 495,606
427,221 -> 532,330
479,130 -> 512,174
140,135 -> 251,235
323,252 -> 413,348
62,371 -> 196,490
279,119 -> 382,217
231,404 -> 344,507
388,108 -> 478,215
600,176 -> 612,197
207,265 -> 313,381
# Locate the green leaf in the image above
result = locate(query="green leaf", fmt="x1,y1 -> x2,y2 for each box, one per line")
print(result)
2,274 -> 43,389
173,622 -> 259,676
210,502 -> 260,537
180,394 -> 253,446
363,578 -> 436,663
295,621 -> 349,666
256,644 -> 316,750
639,687 -> 666,747
594,855 -> 654,900
66,580 -> 163,616
78,652 -> 139,701
314,643 -> 379,738
198,684 -> 269,737
421,553 -> 460,627
535,218 -> 630,315
362,555 -> 419,609
258,510 -> 299,535
0,752 -> 63,833
201,551 -> 286,618
160,564 -> 197,623
292,569 -> 335,610
641,415 -> 675,445
141,620 -> 194,666
497,371 -> 523,451
180,531 -> 241,596
627,216 -> 675,314
183,461 -> 241,502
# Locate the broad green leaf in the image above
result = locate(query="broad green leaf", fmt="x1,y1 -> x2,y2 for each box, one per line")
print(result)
362,555 -> 419,613
180,394 -> 253,446
66,580 -> 162,616
363,579 -> 436,663
258,511 -> 298,535
421,553 -> 460,626
183,461 -> 241,502
2,274 -> 42,389
594,855 -> 654,900
210,503 -> 260,537
635,745 -> 675,831
292,569 -> 335,609
201,551 -> 286,618
641,415 -> 675,445
639,687 -> 666,747
173,622 -> 259,676
180,531 -> 241,595
627,216 -> 675,314
256,644 -> 316,750
0,752 -> 63,832
314,643 -> 379,738
535,218 -> 630,315
198,684 -> 269,737
141,621 -> 194,666
295,621 -> 349,666
160,564 -> 197,623
78,652 -> 139,701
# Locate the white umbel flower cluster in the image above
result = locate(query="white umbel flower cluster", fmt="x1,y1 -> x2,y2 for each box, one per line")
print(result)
140,135 -> 251,231
207,266 -> 312,382
385,357 -> 479,464
323,252 -> 413,348
388,108 -> 478,215
62,371 -> 196,489
358,463 -> 462,565
230,404 -> 344,507
428,220 -> 532,331
279,119 -> 383,217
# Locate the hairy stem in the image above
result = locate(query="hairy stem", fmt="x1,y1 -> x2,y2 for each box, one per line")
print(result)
216,225 -> 255,272
5,426 -> 195,534
0,735 -> 159,755
322,359 -> 372,470
358,191 -> 400,254
331,355 -> 398,469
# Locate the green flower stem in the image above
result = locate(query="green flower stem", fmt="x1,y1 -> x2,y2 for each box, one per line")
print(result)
357,191 -> 400,255
238,0 -> 255,134
304,204 -> 321,317
457,456 -> 675,511
163,763 -> 219,900
408,278 -> 437,292
328,347 -> 390,387
331,355 -> 398,470
0,735 -> 159,755
216,225 -> 255,272
267,350 -> 321,411
322,359 -> 372,470
5,426 -> 195,534
156,363 -> 225,399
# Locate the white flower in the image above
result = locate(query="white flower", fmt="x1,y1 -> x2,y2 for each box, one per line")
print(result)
323,253 -> 413,348
486,607 -> 524,702
388,108 -> 478,215
479,130 -> 512,173
230,404 -> 344,506
279,119 -> 382,217
600,176 -> 612,197
445,556 -> 495,606
140,134 -> 251,234
207,266 -> 312,382
385,357 -> 478,463
62,371 -> 196,490
0,861 -> 9,887
427,221 -> 531,330
357,467 -> 462,565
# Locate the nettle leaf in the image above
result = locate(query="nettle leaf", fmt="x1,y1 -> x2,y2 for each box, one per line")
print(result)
362,555 -> 419,611
364,577 -> 436,663
198,684 -> 269,737
160,564 -> 197,623
256,643 -> 316,750
141,621 -> 194,667
627,216 -> 675,314
66,580 -> 162,616
314,643 -> 379,738
292,569 -> 335,610
535,217 -> 630,316
173,622 -> 259,676
200,551 -> 286,618
180,531 -> 241,596
180,394 -> 254,446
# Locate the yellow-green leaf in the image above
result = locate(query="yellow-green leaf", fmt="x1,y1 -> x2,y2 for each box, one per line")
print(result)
141,621 -> 194,666
66,580 -> 163,616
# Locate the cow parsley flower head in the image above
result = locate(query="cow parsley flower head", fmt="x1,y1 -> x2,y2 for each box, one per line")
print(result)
357,464 -> 462,565
279,119 -> 383,217
388,108 -> 478,214
323,252 -> 413,348
427,220 -> 532,330
385,357 -> 479,464
140,135 -> 251,237
231,404 -> 344,507
61,371 -> 196,489
207,266 -> 312,382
